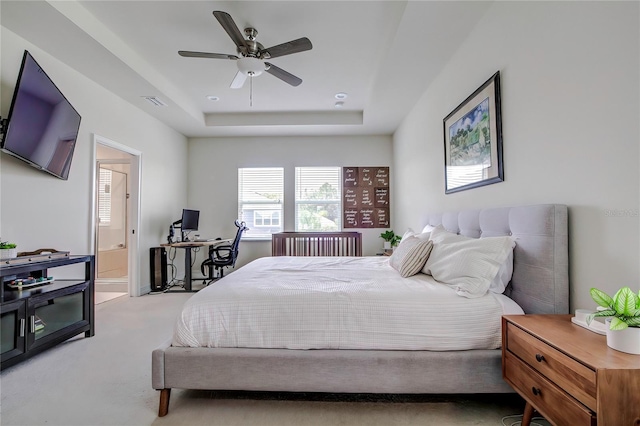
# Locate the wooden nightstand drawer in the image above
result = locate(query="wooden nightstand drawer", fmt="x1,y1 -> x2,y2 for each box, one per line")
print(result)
504,351 -> 595,426
506,322 -> 596,410
503,315 -> 640,426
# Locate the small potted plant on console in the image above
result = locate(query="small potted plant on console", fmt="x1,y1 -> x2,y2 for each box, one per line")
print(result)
380,230 -> 401,252
0,239 -> 18,260
587,286 -> 640,355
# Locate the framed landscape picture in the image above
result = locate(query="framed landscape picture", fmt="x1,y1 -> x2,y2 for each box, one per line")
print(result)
443,71 -> 503,194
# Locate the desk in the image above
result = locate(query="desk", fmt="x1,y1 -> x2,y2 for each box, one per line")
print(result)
160,239 -> 232,291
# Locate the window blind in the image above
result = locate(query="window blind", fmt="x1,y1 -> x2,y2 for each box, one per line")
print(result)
295,167 -> 341,231
98,168 -> 112,226
238,167 -> 284,239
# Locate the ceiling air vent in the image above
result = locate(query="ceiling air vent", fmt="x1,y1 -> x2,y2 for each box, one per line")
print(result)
142,96 -> 168,107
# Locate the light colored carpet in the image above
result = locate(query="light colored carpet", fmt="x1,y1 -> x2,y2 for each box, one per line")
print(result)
0,292 -> 544,426
95,291 -> 127,304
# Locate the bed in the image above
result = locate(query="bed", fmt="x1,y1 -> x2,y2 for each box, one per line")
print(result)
152,203 -> 568,416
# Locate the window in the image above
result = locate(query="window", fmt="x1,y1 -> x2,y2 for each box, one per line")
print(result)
238,167 -> 284,239
295,167 -> 341,231
254,210 -> 281,227
98,168 -> 112,226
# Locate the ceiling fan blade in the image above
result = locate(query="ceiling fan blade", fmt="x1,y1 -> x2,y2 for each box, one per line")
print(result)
263,37 -> 312,59
264,62 -> 302,86
213,11 -> 248,51
230,71 -> 248,89
178,51 -> 238,60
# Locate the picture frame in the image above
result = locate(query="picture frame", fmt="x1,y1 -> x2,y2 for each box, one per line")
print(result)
443,71 -> 503,194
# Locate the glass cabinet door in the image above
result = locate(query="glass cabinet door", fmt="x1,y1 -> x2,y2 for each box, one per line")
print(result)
32,292 -> 84,340
0,300 -> 26,362
27,283 -> 89,349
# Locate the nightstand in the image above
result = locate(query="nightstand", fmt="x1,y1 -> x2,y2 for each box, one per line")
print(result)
502,315 -> 640,426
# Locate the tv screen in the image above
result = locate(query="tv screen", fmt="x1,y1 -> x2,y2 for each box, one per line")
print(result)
181,209 -> 200,232
1,50 -> 81,180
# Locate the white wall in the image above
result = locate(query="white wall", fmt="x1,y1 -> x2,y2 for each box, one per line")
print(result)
187,135 -> 393,272
393,1 -> 639,311
1,28 -> 188,294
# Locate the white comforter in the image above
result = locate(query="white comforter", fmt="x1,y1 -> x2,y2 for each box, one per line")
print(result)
173,256 -> 511,350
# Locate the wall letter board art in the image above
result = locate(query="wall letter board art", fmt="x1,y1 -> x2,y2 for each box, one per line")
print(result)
343,167 -> 389,228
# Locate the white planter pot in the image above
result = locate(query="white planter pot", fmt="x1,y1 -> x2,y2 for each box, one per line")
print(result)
0,248 -> 17,260
605,318 -> 640,355
383,242 -> 391,250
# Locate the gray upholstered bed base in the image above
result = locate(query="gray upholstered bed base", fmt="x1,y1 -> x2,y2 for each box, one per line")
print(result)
152,204 -> 569,416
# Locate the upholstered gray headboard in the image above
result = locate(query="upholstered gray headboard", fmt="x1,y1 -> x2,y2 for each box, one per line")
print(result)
424,204 -> 569,315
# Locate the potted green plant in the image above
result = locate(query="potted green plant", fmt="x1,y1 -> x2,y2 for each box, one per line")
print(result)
0,239 -> 18,260
380,230 -> 401,251
587,287 -> 640,355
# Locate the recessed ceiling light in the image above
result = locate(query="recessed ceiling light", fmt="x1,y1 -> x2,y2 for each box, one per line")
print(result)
334,101 -> 345,108
335,92 -> 348,100
207,95 -> 220,101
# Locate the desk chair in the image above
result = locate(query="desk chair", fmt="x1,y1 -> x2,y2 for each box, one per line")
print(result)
201,220 -> 248,283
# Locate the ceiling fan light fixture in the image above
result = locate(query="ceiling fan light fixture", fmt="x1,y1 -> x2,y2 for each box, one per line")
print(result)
237,57 -> 264,77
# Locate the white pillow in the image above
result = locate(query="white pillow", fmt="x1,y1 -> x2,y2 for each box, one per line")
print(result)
422,224 -> 436,233
416,231 -> 431,241
424,225 -> 515,298
389,236 -> 434,278
400,228 -> 415,243
400,228 -> 430,243
491,250 -> 514,294
422,225 -> 516,294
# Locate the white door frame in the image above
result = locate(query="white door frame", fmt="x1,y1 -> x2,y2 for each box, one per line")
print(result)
90,134 -> 142,297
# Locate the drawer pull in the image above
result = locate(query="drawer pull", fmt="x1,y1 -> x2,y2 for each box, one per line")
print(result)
535,353 -> 545,362
531,387 -> 542,396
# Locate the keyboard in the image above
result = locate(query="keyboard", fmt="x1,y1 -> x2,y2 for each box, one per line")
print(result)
194,238 -> 215,242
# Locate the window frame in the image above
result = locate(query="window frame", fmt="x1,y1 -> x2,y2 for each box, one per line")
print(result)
294,166 -> 342,232
237,167 -> 284,240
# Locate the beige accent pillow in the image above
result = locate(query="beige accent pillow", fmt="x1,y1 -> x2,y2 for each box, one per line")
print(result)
389,236 -> 434,278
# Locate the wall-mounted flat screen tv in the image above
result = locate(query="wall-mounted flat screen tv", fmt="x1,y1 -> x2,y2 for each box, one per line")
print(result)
1,50 -> 81,180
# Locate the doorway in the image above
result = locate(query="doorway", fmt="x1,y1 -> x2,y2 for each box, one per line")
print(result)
96,162 -> 129,291
92,135 -> 142,300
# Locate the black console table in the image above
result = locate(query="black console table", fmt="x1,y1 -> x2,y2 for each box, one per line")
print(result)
0,255 -> 95,370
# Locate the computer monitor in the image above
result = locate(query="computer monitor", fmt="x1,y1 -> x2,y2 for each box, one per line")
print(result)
181,209 -> 199,232
167,209 -> 200,243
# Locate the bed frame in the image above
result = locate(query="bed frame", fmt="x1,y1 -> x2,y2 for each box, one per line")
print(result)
152,204 -> 568,416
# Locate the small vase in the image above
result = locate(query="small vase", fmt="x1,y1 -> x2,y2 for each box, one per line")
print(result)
605,318 -> 640,355
0,248 -> 17,260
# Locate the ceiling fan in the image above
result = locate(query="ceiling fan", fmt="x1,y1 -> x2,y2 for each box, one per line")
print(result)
179,11 -> 312,89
